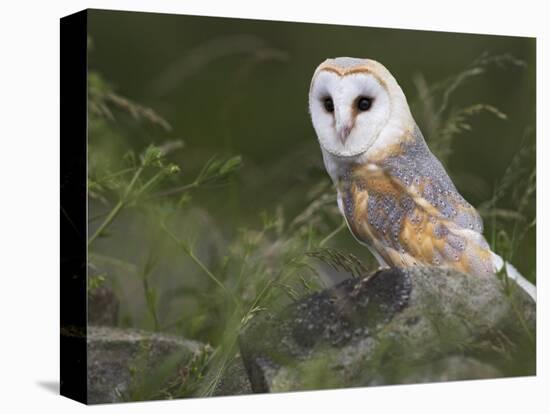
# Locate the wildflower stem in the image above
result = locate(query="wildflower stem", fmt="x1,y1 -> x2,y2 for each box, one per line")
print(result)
88,165 -> 144,247
151,181 -> 199,198
319,220 -> 346,247
161,223 -> 239,307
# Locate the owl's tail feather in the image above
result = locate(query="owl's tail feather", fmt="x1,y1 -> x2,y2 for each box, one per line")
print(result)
492,253 -> 536,302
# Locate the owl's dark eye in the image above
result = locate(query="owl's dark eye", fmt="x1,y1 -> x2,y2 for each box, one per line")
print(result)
357,97 -> 373,111
323,97 -> 334,113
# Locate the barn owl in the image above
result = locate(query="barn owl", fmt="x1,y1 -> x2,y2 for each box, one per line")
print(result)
309,57 -> 535,301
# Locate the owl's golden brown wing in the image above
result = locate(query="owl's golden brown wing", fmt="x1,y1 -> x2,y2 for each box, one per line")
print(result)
339,162 -> 495,276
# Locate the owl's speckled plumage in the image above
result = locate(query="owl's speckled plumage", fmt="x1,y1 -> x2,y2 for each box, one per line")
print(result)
309,57 -> 496,277
339,126 -> 494,276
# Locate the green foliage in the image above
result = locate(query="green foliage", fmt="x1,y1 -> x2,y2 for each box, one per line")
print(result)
87,274 -> 106,292
411,52 -> 526,165
89,71 -> 172,131
432,103 -> 507,163
483,139 -> 536,268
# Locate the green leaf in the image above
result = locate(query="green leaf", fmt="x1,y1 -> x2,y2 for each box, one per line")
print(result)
141,145 -> 164,167
219,155 -> 242,176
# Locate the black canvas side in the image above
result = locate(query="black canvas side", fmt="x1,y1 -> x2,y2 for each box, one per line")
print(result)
60,9 -> 88,404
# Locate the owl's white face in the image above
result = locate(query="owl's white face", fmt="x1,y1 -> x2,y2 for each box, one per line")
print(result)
309,58 -> 413,159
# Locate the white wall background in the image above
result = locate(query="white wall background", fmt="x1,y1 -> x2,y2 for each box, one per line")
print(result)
0,0 -> 546,412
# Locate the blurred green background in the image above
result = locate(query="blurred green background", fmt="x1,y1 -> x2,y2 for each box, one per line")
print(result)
87,9 -> 535,370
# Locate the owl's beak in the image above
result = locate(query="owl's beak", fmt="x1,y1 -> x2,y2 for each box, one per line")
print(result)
338,124 -> 352,145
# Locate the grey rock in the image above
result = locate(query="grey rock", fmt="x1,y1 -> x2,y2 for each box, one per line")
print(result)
87,326 -> 208,404
239,267 -> 535,393
212,353 -> 253,396
88,285 -> 119,326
